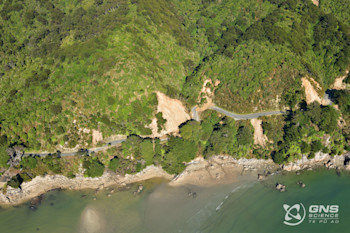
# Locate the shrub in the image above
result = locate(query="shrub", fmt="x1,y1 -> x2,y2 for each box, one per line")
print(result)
300,141 -> 311,154
272,150 -> 286,164
20,156 -> 38,169
308,152 -> 316,159
311,140 -> 322,152
7,175 -> 23,188
50,104 -> 62,114
84,158 -> 105,177
109,157 -> 119,171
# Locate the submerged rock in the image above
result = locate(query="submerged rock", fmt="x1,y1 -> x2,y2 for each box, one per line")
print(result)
133,184 -> 144,195
297,181 -> 306,188
275,183 -> 286,192
29,195 -> 44,211
257,174 -> 265,180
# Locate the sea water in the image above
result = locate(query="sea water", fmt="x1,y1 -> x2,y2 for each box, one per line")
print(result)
0,169 -> 349,233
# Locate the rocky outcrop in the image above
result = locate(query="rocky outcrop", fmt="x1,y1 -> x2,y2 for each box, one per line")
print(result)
282,152 -> 345,171
0,153 -> 348,206
276,183 -> 286,192
0,165 -> 172,206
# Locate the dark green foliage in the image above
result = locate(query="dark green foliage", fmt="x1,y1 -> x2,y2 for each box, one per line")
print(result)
204,118 -> 239,157
237,125 -> 254,145
308,152 -> 315,159
136,162 -> 142,172
306,103 -> 339,134
155,112 -> 167,133
7,174 -> 23,188
109,157 -> 119,172
320,0 -> 350,32
272,150 -> 287,164
107,96 -> 115,105
50,105 -> 62,115
262,116 -> 285,144
311,140 -> 323,153
300,141 -> 311,154
333,90 -> 350,115
83,158 -> 105,177
345,74 -> 350,84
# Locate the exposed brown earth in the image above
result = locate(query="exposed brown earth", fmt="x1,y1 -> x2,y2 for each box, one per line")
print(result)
250,118 -> 266,147
301,77 -> 322,104
148,92 -> 191,137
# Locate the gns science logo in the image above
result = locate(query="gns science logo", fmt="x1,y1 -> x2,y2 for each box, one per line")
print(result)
283,203 -> 339,226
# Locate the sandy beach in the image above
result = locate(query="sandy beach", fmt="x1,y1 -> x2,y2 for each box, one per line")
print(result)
0,153 -> 347,206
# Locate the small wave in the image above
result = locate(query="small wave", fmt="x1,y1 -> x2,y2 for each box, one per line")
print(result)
216,202 -> 223,211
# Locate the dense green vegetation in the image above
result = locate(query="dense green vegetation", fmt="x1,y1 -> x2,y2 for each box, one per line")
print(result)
179,0 -> 350,112
0,0 -> 350,187
0,0 -> 199,151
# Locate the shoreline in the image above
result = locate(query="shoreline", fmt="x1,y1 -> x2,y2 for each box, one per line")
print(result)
0,153 -> 348,207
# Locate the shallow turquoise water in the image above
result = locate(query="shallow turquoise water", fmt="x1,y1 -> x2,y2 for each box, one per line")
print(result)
0,170 -> 349,233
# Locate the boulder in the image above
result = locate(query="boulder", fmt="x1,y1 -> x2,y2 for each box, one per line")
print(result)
297,181 -> 306,188
275,183 -> 286,192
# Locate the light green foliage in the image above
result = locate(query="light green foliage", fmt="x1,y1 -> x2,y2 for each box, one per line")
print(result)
20,156 -> 38,169
121,135 -> 143,158
181,0 -> 349,112
0,0 -> 199,150
180,120 -> 202,142
140,140 -> 154,165
320,0 -> 350,26
161,137 -> 197,174
20,173 -> 32,182
1,0 -> 350,176
0,147 -> 10,168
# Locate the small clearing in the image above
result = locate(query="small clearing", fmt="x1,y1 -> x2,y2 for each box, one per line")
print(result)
331,70 -> 349,90
92,130 -> 103,145
196,78 -> 220,112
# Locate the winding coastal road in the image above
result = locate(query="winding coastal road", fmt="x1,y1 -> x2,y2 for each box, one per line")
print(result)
191,106 -> 200,121
208,105 -> 286,120
23,139 -> 127,157
24,105 -> 286,157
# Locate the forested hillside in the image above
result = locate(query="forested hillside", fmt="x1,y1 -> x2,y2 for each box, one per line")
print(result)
0,0 -> 199,151
178,0 -> 350,112
1,0 -> 350,180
